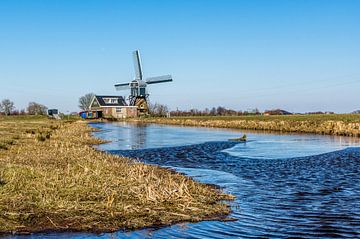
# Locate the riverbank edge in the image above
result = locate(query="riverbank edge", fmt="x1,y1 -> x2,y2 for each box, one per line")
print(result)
126,116 -> 360,137
0,118 -> 235,235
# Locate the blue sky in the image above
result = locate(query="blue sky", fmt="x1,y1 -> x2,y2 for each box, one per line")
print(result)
0,0 -> 359,113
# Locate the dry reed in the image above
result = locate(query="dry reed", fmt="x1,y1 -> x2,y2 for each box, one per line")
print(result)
136,115 -> 360,137
0,116 -> 234,234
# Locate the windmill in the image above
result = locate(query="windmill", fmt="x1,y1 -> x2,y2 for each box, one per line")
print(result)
114,50 -> 173,115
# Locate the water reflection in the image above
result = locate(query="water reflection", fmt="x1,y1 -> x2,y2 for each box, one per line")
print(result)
128,123 -> 148,149
94,122 -> 149,150
93,122 -> 359,159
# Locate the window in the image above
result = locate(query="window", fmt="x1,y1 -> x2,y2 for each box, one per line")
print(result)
116,107 -> 122,113
103,98 -> 118,104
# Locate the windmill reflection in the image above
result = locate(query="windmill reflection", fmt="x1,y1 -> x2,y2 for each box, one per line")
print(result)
127,122 -> 148,150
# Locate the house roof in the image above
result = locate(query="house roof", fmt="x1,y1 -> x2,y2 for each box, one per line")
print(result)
94,95 -> 127,107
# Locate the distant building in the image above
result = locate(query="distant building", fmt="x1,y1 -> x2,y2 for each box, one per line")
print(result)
89,95 -> 137,119
47,109 -> 58,116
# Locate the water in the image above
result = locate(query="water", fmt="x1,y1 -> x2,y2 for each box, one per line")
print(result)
8,122 -> 360,239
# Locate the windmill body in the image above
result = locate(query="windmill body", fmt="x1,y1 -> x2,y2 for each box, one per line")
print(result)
115,50 -> 172,115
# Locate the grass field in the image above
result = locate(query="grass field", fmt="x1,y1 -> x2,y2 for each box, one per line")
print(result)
137,114 -> 360,137
0,116 -> 233,234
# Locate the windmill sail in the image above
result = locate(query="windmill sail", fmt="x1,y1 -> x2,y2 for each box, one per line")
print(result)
146,75 -> 173,84
114,82 -> 130,90
133,50 -> 143,80
115,50 -> 173,113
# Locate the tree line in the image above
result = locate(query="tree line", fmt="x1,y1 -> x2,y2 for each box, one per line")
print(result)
148,103 -> 263,117
170,106 -> 262,117
0,99 -> 48,116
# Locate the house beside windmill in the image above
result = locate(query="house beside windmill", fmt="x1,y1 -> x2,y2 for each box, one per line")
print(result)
85,95 -> 137,119
80,50 -> 172,119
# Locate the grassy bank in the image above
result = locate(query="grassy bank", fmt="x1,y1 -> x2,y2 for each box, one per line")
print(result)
0,116 -> 233,234
136,114 -> 360,137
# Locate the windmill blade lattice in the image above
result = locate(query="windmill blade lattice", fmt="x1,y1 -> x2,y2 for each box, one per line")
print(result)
114,50 -> 173,115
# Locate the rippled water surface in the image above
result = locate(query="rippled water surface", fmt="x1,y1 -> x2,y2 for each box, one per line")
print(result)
10,122 -> 360,239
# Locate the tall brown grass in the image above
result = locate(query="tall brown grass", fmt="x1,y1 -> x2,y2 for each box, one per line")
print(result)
137,115 -> 360,137
0,116 -> 233,234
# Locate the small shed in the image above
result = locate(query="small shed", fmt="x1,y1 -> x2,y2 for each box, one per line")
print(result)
47,109 -> 59,116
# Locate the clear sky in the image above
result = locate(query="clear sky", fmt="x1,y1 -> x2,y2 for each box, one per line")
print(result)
0,0 -> 359,113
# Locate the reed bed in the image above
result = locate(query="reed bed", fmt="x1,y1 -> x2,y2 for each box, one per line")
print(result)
137,115 -> 360,137
0,116 -> 233,234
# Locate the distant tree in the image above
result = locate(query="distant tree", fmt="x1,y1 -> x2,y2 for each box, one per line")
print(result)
254,108 -> 261,115
148,102 -> 156,115
0,99 -> 15,116
190,108 -> 197,115
11,110 -> 20,115
27,102 -> 48,115
204,108 -> 210,115
158,104 -> 169,116
216,106 -> 226,116
169,106 -> 246,117
148,102 -> 169,117
79,93 -> 95,111
20,109 -> 26,115
210,107 -> 216,116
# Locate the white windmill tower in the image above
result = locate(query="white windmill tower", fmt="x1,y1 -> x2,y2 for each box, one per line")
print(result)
114,50 -> 173,114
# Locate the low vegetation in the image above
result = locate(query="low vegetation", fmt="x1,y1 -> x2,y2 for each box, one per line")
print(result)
138,114 -> 360,137
0,116 -> 233,234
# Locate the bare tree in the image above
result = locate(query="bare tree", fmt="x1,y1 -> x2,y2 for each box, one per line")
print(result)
169,106 -> 247,117
79,93 -> 95,111
148,102 -> 169,117
210,107 -> 216,116
27,102 -> 48,115
0,99 -> 15,116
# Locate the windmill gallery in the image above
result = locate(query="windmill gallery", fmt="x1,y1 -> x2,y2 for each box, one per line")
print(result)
80,50 -> 173,119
